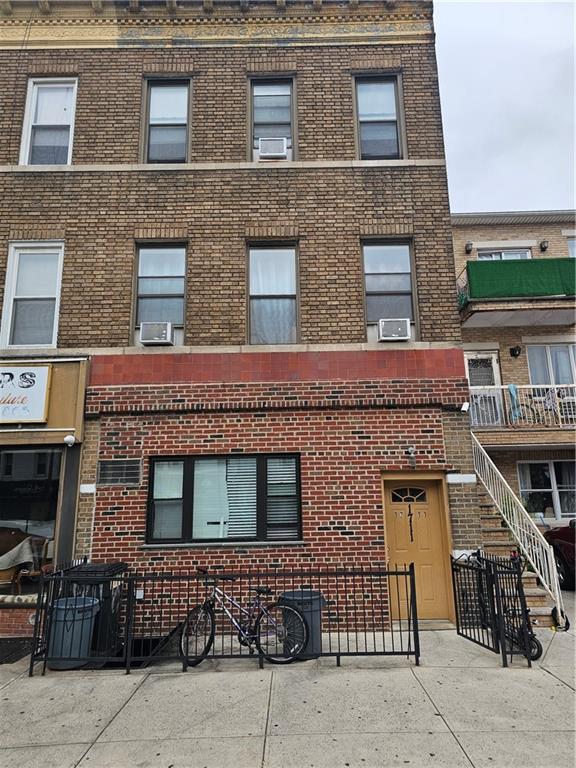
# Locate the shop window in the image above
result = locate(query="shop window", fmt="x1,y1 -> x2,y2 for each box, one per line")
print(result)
251,79 -> 294,161
0,242 -> 64,348
249,246 -> 297,344
145,80 -> 190,163
97,460 -> 141,486
20,78 -> 77,165
518,461 -> 576,521
147,454 -> 301,543
0,449 -> 61,596
355,77 -> 401,159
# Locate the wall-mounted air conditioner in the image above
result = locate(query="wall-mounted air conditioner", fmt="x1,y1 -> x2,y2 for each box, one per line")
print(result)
258,137 -> 288,160
139,322 -> 174,346
377,318 -> 411,342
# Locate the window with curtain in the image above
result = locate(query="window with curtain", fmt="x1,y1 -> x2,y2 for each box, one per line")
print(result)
1,242 -> 64,347
252,80 -> 293,160
477,249 -> 531,261
20,79 -> 77,165
363,242 -> 413,325
148,455 -> 301,542
146,81 -> 190,163
527,345 -> 576,386
249,246 -> 297,344
136,245 -> 186,330
518,461 -> 576,521
568,238 -> 575,258
356,78 -> 401,159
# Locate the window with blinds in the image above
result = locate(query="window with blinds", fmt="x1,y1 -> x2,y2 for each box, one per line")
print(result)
147,455 -> 301,543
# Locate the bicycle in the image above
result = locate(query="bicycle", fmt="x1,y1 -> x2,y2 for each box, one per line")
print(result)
179,568 -> 309,666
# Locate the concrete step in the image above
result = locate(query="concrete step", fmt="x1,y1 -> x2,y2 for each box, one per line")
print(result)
527,605 -> 555,628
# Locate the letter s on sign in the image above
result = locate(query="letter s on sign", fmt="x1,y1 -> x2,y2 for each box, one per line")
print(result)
18,372 -> 36,389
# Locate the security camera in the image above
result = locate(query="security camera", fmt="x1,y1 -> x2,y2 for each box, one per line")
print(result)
461,402 -> 470,413
63,434 -> 76,447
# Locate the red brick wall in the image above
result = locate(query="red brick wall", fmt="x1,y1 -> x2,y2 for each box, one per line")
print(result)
0,607 -> 36,637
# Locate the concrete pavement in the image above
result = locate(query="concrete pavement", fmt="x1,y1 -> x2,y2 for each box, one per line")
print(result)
0,627 -> 573,768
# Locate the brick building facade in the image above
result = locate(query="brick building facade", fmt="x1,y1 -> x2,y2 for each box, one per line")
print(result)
0,0 -> 479,634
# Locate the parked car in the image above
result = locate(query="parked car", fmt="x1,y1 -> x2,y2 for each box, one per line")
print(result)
544,519 -> 575,591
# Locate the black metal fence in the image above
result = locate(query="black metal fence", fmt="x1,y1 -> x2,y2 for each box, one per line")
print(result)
29,564 -> 420,675
451,550 -> 539,667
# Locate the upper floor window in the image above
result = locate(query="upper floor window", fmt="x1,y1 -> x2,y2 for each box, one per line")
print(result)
148,454 -> 301,543
136,245 -> 186,344
356,77 -> 401,160
568,238 -> 575,258
477,249 -> 531,261
146,80 -> 190,163
249,246 -> 297,344
20,79 -> 77,165
251,80 -> 293,161
0,242 -> 64,348
527,344 -> 576,386
363,242 -> 413,334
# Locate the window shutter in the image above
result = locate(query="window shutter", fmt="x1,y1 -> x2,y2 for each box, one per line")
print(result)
226,458 -> 258,538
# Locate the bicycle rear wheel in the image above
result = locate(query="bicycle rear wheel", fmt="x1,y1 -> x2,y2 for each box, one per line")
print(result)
179,604 -> 215,666
255,603 -> 308,664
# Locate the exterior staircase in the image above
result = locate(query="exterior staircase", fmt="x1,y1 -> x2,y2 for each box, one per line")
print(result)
478,489 -> 556,627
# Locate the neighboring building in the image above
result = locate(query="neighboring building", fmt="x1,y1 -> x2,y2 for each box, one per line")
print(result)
1,0 -> 479,635
452,209 -> 575,617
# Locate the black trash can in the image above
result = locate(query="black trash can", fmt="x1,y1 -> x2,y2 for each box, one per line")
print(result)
279,589 -> 326,659
65,562 -> 129,657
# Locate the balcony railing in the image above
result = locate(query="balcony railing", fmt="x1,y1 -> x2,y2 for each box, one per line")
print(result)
469,384 -> 576,429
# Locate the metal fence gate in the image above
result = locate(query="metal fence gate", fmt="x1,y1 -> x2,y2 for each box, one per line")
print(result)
451,550 -> 539,667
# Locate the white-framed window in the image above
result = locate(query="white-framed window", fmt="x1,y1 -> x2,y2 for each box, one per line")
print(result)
135,245 -> 186,344
355,77 -> 401,160
477,249 -> 531,261
146,80 -> 190,163
518,461 -> 576,521
568,238 -> 575,258
0,242 -> 64,348
527,344 -> 576,386
251,79 -> 294,161
20,78 -> 78,165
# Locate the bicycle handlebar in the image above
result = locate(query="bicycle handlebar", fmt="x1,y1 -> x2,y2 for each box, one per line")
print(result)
196,567 -> 236,582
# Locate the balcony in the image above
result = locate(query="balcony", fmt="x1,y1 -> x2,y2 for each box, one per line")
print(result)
458,258 -> 575,328
470,384 -> 576,433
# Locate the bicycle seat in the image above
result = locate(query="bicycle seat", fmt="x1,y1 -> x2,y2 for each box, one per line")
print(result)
255,586 -> 274,596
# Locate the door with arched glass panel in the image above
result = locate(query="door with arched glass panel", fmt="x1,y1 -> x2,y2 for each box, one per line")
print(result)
384,480 -> 451,620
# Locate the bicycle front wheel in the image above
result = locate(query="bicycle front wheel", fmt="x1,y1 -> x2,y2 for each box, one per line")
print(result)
179,604 -> 215,666
255,603 -> 308,664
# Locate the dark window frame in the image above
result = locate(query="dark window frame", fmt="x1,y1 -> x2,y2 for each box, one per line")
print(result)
355,75 -> 403,160
145,78 -> 191,164
362,239 -> 415,326
250,76 -> 295,161
146,453 -> 302,544
135,242 -> 187,331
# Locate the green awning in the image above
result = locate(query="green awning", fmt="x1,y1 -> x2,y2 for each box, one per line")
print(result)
466,258 -> 576,300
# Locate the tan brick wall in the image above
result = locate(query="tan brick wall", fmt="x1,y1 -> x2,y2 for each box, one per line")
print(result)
453,222 -> 574,278
0,29 -> 460,350
488,447 -> 575,497
74,419 -> 100,559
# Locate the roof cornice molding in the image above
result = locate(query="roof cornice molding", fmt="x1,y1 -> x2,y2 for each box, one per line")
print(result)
451,210 -> 576,227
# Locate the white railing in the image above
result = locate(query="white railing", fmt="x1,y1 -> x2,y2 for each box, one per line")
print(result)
471,433 -> 566,626
470,384 -> 576,429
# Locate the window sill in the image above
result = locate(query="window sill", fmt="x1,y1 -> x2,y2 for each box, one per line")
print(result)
141,540 -> 306,549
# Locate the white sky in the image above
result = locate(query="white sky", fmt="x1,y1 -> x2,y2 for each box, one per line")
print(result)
434,0 -> 575,213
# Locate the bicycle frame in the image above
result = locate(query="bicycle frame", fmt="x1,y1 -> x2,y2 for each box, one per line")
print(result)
203,583 -> 269,644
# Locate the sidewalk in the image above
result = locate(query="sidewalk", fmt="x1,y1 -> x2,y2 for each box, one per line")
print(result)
0,626 -> 574,768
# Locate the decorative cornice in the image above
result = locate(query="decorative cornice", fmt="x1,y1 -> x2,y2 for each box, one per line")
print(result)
452,210 -> 576,227
0,9 -> 433,49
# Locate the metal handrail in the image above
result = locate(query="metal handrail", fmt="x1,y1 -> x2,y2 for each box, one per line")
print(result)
471,433 -> 566,627
469,383 -> 576,429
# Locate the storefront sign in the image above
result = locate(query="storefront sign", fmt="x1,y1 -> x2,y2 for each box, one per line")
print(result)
0,365 -> 51,423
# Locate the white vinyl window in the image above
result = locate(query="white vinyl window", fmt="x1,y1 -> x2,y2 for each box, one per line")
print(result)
477,249 -> 531,261
0,242 -> 64,348
568,238 -> 575,258
356,78 -> 401,159
146,80 -> 190,163
249,246 -> 297,344
20,79 -> 77,165
251,80 -> 294,161
527,345 -> 576,386
518,461 -> 576,521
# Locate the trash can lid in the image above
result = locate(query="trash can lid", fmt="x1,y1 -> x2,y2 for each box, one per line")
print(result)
280,589 -> 324,601
52,596 -> 100,610
66,562 -> 128,578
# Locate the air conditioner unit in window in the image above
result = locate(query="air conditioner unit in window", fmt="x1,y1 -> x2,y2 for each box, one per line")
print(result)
258,137 -> 288,160
139,322 -> 174,346
377,318 -> 411,342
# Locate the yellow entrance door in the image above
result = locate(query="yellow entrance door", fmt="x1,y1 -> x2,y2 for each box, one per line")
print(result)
384,481 -> 451,620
